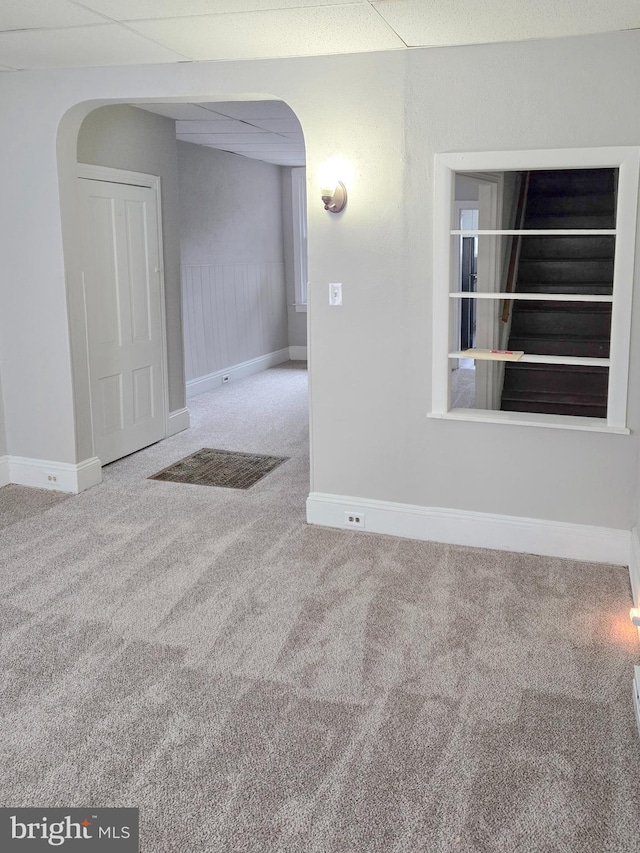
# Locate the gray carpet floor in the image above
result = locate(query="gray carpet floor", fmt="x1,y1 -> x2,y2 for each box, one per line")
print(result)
1,362 -> 639,852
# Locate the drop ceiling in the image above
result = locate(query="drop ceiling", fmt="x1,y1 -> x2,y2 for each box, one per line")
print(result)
136,100 -> 305,167
0,0 -> 639,71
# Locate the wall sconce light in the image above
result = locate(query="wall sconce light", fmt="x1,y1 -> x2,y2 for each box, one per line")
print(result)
318,158 -> 348,214
321,181 -> 347,213
630,607 -> 640,627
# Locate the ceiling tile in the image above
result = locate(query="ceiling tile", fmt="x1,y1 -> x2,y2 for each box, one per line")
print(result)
0,24 -> 188,68
198,100 -> 299,120
244,118 -> 304,133
175,119 -> 267,134
135,103 -> 222,120
214,148 -> 303,165
207,142 -> 302,149
127,5 -> 405,60
0,0 -> 107,31
176,132 -> 279,144
371,0 -> 640,47
79,1 -> 363,21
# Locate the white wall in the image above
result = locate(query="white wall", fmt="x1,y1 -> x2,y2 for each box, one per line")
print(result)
400,37 -> 640,529
77,104 -> 185,414
177,141 -> 288,382
0,369 -> 6,459
0,31 -> 639,534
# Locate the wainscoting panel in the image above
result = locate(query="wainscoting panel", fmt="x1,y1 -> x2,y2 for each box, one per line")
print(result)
182,263 -> 288,383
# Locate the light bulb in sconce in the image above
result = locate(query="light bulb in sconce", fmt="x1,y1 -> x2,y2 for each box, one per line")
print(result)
630,607 -> 640,627
318,157 -> 348,214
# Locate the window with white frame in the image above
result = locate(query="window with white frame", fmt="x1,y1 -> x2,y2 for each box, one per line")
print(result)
292,167 -> 308,310
430,148 -> 640,433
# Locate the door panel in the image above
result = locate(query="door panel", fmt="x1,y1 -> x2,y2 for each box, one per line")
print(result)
79,177 -> 166,466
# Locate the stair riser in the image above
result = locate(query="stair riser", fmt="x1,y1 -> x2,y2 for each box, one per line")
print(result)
519,236 -> 615,260
524,215 -> 616,229
527,169 -> 616,196
507,339 -> 610,358
526,196 -> 615,217
502,400 -> 607,418
503,364 -> 608,396
518,259 -> 614,284
516,284 -> 613,295
510,313 -> 612,338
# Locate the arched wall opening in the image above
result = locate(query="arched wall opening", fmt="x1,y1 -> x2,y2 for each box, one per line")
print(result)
57,94 -> 309,490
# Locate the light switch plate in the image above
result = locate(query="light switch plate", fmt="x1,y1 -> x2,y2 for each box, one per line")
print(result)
329,283 -> 342,306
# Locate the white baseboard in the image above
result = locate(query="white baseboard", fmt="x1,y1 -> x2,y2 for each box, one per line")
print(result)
289,346 -> 307,361
167,407 -> 190,436
186,348 -> 290,398
307,492 -> 630,566
0,455 -> 9,488
8,455 -> 102,494
630,528 -> 640,605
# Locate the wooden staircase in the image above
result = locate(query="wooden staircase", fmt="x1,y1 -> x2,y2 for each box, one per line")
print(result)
501,169 -> 616,418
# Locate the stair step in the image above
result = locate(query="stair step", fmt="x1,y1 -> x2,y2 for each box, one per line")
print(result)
502,388 -> 607,404
518,259 -> 614,284
507,337 -> 610,358
501,398 -> 607,418
525,194 -> 615,218
515,282 -> 614,295
527,169 -> 616,196
502,363 -> 608,396
519,235 -> 615,260
523,214 -> 616,229
509,310 -> 612,338
511,300 -> 611,313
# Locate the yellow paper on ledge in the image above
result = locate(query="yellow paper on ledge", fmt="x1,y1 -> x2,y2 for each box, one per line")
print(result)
461,348 -> 524,362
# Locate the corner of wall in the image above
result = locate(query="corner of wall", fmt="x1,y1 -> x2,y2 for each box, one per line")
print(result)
630,527 -> 640,606
0,456 -> 9,488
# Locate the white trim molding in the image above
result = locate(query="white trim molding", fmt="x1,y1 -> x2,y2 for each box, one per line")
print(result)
289,346 -> 308,361
167,407 -> 190,436
8,455 -> 102,494
78,163 -> 159,188
186,348 -> 290,398
0,455 -> 9,488
291,166 -> 308,308
307,492 -> 630,566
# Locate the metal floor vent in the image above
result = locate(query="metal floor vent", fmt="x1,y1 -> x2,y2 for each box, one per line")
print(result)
149,448 -> 289,490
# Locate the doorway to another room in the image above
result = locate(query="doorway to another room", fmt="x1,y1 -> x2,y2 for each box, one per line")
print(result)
76,100 -> 309,488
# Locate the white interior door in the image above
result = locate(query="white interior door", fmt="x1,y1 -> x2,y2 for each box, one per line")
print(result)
79,175 -> 166,465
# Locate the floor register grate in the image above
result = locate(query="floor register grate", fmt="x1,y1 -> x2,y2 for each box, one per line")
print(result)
149,447 -> 289,490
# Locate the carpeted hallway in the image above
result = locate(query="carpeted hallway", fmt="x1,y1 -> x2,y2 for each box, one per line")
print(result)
1,362 -> 639,852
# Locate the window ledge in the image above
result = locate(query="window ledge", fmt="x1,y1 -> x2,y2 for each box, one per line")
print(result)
294,303 -> 307,313
427,409 -> 630,435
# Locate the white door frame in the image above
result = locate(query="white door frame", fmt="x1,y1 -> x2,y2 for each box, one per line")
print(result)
452,200 -> 480,369
457,171 -> 503,410
77,164 -> 170,455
